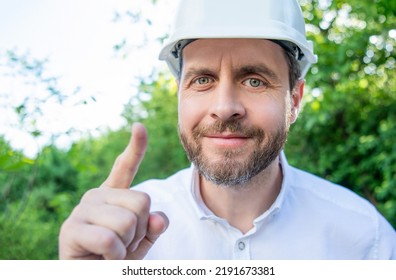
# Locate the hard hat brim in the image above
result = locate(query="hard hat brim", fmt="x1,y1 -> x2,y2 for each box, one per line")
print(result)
159,26 -> 317,78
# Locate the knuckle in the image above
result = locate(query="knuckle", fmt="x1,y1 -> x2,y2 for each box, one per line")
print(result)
59,217 -> 74,238
114,154 -> 135,172
64,203 -> 85,224
81,188 -> 100,202
135,192 -> 151,212
113,154 -> 124,168
114,152 -> 140,176
98,231 -> 120,251
70,202 -> 93,220
119,212 -> 138,234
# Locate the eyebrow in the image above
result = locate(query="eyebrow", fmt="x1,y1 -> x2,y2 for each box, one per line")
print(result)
233,64 -> 281,83
181,63 -> 281,84
181,67 -> 217,84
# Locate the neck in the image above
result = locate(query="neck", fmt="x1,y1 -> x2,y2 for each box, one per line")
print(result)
199,157 -> 283,234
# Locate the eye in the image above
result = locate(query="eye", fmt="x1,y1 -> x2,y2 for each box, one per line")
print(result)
189,76 -> 214,91
243,78 -> 265,88
194,77 -> 211,85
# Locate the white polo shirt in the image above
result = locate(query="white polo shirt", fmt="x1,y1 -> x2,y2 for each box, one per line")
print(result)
133,152 -> 396,259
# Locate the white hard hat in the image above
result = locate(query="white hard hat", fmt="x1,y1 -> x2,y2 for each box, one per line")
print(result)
159,0 -> 317,78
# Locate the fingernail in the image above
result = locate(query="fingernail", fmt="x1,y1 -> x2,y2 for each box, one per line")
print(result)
129,241 -> 138,252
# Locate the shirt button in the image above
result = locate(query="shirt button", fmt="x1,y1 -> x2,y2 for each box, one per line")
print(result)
238,241 -> 246,251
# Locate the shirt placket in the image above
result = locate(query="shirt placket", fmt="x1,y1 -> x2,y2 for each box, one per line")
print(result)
233,237 -> 251,259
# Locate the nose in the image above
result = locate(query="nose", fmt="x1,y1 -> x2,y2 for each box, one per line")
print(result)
209,82 -> 246,121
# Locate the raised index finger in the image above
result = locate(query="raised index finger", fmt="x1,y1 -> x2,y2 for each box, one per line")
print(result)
102,122 -> 148,189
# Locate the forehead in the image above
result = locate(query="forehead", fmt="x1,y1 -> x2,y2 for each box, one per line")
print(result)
181,38 -> 288,76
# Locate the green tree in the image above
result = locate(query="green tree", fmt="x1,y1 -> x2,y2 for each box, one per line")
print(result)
0,50 -> 82,259
285,0 -> 396,227
0,140 -> 78,259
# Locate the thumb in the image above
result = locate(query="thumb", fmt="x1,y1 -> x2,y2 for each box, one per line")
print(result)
102,122 -> 147,189
126,212 -> 169,260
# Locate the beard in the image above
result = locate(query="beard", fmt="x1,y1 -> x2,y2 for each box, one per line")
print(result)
178,118 -> 289,187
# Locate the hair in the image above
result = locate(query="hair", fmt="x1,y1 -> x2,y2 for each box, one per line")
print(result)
282,48 -> 302,91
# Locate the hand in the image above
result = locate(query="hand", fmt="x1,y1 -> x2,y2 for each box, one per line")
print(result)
58,123 -> 169,259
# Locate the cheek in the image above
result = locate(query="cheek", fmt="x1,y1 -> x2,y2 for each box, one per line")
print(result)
178,95 -> 207,132
247,98 -> 286,129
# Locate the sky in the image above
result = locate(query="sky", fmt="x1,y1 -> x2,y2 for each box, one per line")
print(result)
0,0 -> 178,157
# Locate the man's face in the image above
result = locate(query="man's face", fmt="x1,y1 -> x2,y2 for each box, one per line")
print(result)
177,39 -> 301,186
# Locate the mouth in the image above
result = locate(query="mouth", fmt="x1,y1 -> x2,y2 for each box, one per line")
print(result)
206,133 -> 249,138
204,133 -> 251,148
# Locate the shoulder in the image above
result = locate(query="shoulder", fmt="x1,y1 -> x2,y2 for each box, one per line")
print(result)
288,166 -> 375,216
286,165 -> 396,259
287,165 -> 380,223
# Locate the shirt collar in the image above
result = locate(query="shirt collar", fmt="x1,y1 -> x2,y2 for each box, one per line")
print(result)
189,151 -> 292,223
190,167 -> 225,222
253,151 -> 290,224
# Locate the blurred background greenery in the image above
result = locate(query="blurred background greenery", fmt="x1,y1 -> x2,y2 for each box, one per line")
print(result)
0,0 -> 395,259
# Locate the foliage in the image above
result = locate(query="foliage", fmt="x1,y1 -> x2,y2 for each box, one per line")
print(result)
285,0 -> 396,226
0,138 -> 78,259
0,50 -> 80,259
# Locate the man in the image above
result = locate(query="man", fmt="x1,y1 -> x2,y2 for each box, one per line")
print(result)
59,0 -> 396,259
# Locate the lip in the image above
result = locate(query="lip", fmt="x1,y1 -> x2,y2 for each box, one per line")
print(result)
206,133 -> 248,139
204,134 -> 250,148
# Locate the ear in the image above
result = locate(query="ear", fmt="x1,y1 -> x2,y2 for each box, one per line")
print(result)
289,79 -> 304,124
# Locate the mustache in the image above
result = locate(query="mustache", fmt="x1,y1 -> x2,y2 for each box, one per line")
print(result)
192,119 -> 265,139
